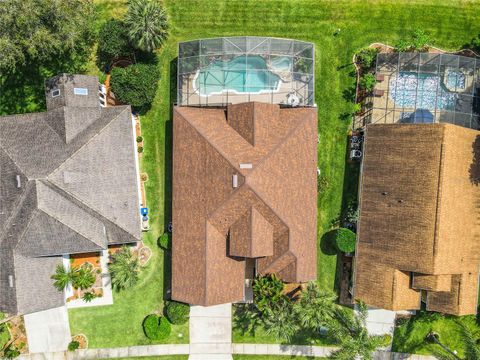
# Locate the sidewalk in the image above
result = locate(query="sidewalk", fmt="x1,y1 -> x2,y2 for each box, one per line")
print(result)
18,344 -> 437,360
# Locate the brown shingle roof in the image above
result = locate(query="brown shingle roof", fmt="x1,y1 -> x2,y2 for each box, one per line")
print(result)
172,102 -> 317,306
354,123 -> 480,315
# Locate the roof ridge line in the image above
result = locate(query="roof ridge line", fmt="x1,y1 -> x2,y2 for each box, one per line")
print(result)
175,107 -> 254,175
47,106 -> 129,178
46,107 -> 137,236
260,250 -> 296,275
432,125 -> 446,272
36,181 -> 107,249
247,111 -> 306,181
2,181 -> 36,247
36,208 -> 105,254
44,179 -> 135,239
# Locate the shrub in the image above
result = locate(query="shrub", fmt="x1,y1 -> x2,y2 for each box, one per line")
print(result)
97,19 -> 132,67
142,314 -> 171,340
110,63 -> 160,109
0,324 -> 11,351
165,301 -> 189,325
252,274 -> 284,315
356,48 -> 378,69
158,233 -> 171,250
110,246 -> 140,291
136,136 -> 143,143
82,292 -> 96,303
140,172 -> 149,182
67,340 -> 80,351
3,345 -> 19,359
332,228 -> 357,253
72,264 -> 95,290
412,29 -> 430,51
359,73 -> 376,92
394,39 -> 411,52
138,146 -> 144,153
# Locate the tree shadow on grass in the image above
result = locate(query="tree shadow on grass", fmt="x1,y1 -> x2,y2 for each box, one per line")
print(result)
320,230 -> 338,256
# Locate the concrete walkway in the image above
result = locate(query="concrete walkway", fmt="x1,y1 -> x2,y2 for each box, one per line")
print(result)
24,306 -> 71,353
18,344 -> 436,360
189,303 -> 232,360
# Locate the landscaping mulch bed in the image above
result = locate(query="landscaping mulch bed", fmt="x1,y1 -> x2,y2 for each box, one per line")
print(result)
138,245 -> 152,267
72,334 -> 88,349
8,316 -> 28,354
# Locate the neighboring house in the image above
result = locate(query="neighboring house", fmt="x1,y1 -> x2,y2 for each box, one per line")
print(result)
0,74 -> 141,315
353,123 -> 480,315
172,102 -> 318,306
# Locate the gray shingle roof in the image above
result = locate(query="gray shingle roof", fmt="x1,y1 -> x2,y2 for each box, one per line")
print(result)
0,74 -> 141,315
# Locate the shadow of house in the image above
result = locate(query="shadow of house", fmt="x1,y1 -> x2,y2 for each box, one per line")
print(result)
162,59 -> 177,301
470,135 -> 480,185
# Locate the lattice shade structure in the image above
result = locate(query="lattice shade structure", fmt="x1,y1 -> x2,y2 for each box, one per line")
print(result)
177,37 -> 315,107
356,52 -> 480,130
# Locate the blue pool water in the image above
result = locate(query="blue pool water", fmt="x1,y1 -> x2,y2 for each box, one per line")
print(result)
195,55 -> 289,95
389,72 -> 457,110
446,70 -> 466,89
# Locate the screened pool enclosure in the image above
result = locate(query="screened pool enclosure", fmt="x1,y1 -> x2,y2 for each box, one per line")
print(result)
177,37 -> 315,107
356,52 -> 480,130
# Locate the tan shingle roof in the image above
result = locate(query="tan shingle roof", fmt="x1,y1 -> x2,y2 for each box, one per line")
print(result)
172,102 -> 317,306
354,123 -> 480,315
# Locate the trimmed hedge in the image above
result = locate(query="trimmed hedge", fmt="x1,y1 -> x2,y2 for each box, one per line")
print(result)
333,228 -> 357,253
165,301 -> 189,325
67,340 -> 80,351
110,63 -> 160,109
158,233 -> 171,250
142,314 -> 171,340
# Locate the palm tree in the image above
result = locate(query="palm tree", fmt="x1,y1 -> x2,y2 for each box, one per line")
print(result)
72,264 -> 96,290
125,0 -> 168,52
263,296 -> 299,342
252,274 -> 284,316
294,282 -> 337,331
51,264 -> 78,291
431,320 -> 480,360
109,246 -> 140,291
328,301 -> 386,360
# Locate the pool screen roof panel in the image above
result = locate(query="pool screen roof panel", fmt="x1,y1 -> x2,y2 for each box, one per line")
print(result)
177,36 -> 315,107
357,52 -> 480,130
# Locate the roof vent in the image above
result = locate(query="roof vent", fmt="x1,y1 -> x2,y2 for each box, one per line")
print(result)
382,192 -> 388,196
16,175 -> 21,189
232,174 -> 238,188
8,275 -> 13,288
240,163 -> 253,169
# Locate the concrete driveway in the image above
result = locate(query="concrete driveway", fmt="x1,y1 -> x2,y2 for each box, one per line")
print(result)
24,306 -> 71,353
189,303 -> 233,360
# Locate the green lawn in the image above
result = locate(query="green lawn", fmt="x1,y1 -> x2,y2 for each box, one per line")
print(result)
392,313 -> 478,357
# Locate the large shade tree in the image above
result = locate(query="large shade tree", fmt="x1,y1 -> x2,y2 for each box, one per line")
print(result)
124,0 -> 168,52
0,0 -> 94,74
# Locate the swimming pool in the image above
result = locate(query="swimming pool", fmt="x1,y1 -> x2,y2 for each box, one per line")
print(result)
194,55 -> 290,95
389,72 -> 457,110
446,70 -> 466,90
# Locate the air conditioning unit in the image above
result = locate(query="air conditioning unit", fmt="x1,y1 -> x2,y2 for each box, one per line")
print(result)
350,150 -> 362,159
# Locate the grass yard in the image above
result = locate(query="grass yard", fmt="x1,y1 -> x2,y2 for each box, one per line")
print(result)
392,313 -> 478,357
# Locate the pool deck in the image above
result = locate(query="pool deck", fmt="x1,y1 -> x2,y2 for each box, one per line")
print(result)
357,66 -> 477,128
178,72 -> 312,106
